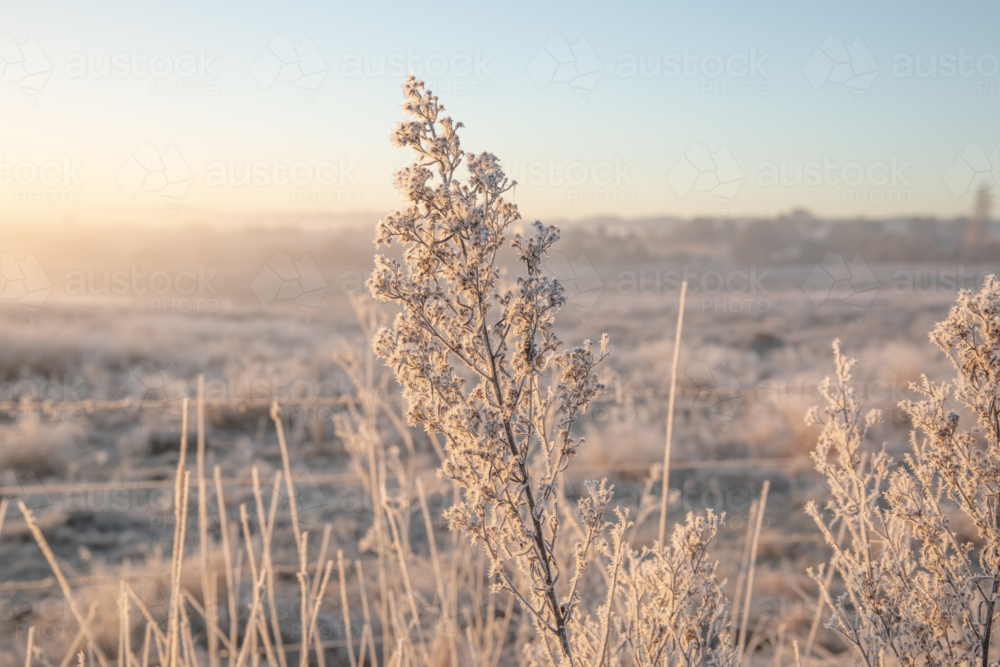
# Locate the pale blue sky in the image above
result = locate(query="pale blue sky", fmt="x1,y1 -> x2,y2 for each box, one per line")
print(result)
4,0 -> 999,225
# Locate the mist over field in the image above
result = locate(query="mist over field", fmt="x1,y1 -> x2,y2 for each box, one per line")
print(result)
2,208 -> 995,664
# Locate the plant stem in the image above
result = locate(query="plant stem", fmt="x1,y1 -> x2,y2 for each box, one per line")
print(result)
983,495 -> 1000,667
659,281 -> 687,546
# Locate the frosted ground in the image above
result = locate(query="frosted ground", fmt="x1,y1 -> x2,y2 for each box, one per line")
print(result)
0,217 -> 987,663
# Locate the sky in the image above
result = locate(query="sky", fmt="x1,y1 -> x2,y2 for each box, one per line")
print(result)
3,0 -> 1000,227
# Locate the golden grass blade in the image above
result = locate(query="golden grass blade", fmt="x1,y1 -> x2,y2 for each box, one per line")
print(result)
180,587 -> 234,652
239,504 -> 262,658
804,518 -> 847,667
338,551 -> 357,667
239,504 -> 278,666
261,471 -> 288,667
141,624 -> 151,667
738,479 -> 770,665
57,603 -> 98,667
180,609 -> 198,667
384,509 -> 429,665
127,589 -> 168,651
168,472 -> 192,667
233,572 -> 267,667
417,478 -> 458,667
18,502 -> 110,667
306,560 -> 334,660
0,498 -> 10,545
298,531 -> 310,667
271,401 -> 302,549
356,559 -> 378,667
196,375 -> 220,667
309,524 -> 332,603
312,632 -> 327,667
356,624 -> 370,667
730,497 -> 758,647
214,465 -> 239,655
24,625 -> 34,667
168,398 -> 190,667
119,581 -> 132,667
658,280 -> 687,546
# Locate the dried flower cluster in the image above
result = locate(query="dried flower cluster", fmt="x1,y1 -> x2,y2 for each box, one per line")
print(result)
369,76 -> 735,667
807,276 -> 1000,667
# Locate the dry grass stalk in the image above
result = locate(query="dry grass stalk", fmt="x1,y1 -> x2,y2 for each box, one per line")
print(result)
738,479 -> 770,664
356,559 -> 378,667
214,465 -> 239,654
19,500 -> 111,667
802,517 -> 846,667
24,625 -> 34,667
338,550 -> 357,667
195,375 -> 219,667
659,279 -> 687,546
730,497 -> 757,648
167,397 -> 190,667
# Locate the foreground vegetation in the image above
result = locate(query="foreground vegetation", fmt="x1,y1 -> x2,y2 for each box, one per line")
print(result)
7,79 -> 1000,667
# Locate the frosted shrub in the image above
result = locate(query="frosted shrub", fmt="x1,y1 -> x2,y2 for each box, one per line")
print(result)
368,76 -> 736,666
807,276 -> 1000,666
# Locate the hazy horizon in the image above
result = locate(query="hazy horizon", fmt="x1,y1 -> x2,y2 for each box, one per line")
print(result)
4,0 -> 1000,228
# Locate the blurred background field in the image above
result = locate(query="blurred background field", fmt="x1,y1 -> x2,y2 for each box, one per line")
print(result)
0,213 -> 991,663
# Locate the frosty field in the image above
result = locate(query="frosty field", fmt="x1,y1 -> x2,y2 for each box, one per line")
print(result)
0,216 -> 985,665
